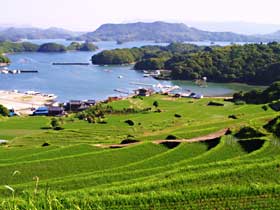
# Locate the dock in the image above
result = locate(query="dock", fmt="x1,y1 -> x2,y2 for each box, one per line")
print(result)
52,63 -> 90,65
130,82 -> 155,87
20,70 -> 38,73
0,69 -> 38,74
160,85 -> 180,94
114,89 -> 130,94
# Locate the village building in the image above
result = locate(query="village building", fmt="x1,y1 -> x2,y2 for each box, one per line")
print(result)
48,106 -> 65,116
135,88 -> 154,97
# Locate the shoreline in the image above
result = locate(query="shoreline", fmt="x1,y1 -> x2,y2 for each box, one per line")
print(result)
0,90 -> 56,115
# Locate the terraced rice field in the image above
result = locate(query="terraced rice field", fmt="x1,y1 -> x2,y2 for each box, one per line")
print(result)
0,95 -> 279,209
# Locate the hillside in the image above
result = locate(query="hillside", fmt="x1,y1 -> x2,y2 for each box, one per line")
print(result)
78,21 -> 264,42
0,27 -> 83,42
91,42 -> 280,85
0,94 -> 279,209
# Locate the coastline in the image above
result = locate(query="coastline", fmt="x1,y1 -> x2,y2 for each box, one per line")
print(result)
0,90 -> 56,115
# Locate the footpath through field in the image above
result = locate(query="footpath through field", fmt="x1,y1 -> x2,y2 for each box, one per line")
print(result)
95,128 -> 229,148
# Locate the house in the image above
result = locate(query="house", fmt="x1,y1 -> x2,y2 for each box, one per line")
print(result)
65,100 -> 83,112
65,100 -> 91,112
135,88 -> 154,97
48,106 -> 65,116
85,100 -> 96,106
33,107 -> 49,116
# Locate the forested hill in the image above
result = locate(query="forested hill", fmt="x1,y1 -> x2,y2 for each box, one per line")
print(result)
0,27 -> 83,42
0,41 -> 97,53
91,42 -> 280,85
0,41 -> 98,64
78,21 -> 264,42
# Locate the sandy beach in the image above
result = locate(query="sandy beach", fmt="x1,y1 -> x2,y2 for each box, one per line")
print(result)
0,90 -> 56,115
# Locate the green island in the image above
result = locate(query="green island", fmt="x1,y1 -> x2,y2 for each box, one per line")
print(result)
0,41 -> 98,63
0,81 -> 280,209
92,42 -> 280,85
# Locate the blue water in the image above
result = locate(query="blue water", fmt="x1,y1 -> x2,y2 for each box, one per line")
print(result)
0,40 -> 260,102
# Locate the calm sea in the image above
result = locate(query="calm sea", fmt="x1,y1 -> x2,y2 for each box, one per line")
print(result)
0,40 -> 261,101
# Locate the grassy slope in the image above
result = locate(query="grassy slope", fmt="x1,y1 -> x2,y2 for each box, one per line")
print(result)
1,95 -> 277,147
0,95 -> 279,209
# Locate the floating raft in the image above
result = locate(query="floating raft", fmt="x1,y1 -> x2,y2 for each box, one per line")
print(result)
52,63 -> 90,65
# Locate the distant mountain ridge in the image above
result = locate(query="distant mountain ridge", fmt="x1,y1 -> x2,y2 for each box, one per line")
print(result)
76,21 -> 267,42
0,27 -> 83,42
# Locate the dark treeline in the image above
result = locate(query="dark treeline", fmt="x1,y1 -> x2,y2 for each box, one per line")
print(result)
233,81 -> 280,104
92,42 -> 280,85
0,41 -> 98,54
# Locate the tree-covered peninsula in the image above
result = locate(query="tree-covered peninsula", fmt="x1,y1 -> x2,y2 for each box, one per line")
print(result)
91,43 -> 204,65
0,54 -> 10,64
92,42 -> 280,85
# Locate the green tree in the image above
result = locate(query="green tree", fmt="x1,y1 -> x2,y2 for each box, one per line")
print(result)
153,101 -> 159,108
0,104 -> 9,117
50,118 -> 63,130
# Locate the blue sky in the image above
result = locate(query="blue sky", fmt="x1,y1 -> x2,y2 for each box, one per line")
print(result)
2,0 -> 280,31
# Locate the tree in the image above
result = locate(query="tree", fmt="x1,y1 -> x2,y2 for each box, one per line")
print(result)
50,118 -> 63,130
0,104 -> 9,117
153,101 -> 159,108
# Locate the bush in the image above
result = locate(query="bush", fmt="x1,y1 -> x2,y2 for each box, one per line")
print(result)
174,114 -> 182,118
262,105 -> 268,111
263,116 -> 280,137
42,142 -> 50,147
228,115 -> 238,119
153,101 -> 159,108
166,135 -> 177,140
208,101 -> 224,106
0,104 -> 9,117
269,101 -> 280,111
124,120 -> 134,126
121,139 -> 139,144
234,126 -> 265,139
50,118 -> 63,130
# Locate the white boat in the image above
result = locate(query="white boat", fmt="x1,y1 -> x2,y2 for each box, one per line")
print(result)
1,70 -> 9,74
118,75 -> 123,79
143,74 -> 150,77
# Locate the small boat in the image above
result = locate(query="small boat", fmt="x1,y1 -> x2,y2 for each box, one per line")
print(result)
118,75 -> 123,79
143,74 -> 150,77
1,70 -> 9,74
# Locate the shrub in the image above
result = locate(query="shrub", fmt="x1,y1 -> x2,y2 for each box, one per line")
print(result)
208,101 -> 224,106
50,118 -> 63,130
269,101 -> 280,111
166,135 -> 177,140
228,115 -> 238,119
124,120 -> 134,126
42,142 -> 50,147
0,104 -> 9,117
153,101 -> 159,108
121,139 -> 139,144
234,126 -> 265,139
262,105 -> 268,111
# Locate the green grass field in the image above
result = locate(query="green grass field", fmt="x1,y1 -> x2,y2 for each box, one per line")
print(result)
0,94 -> 279,209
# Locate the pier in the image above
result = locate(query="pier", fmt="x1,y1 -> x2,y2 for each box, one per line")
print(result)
0,69 -> 38,74
52,62 -> 90,65
114,89 -> 130,94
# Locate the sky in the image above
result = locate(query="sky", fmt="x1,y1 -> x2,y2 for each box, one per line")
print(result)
2,0 -> 280,32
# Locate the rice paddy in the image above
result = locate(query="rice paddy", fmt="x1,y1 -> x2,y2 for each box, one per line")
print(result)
0,94 -> 279,209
